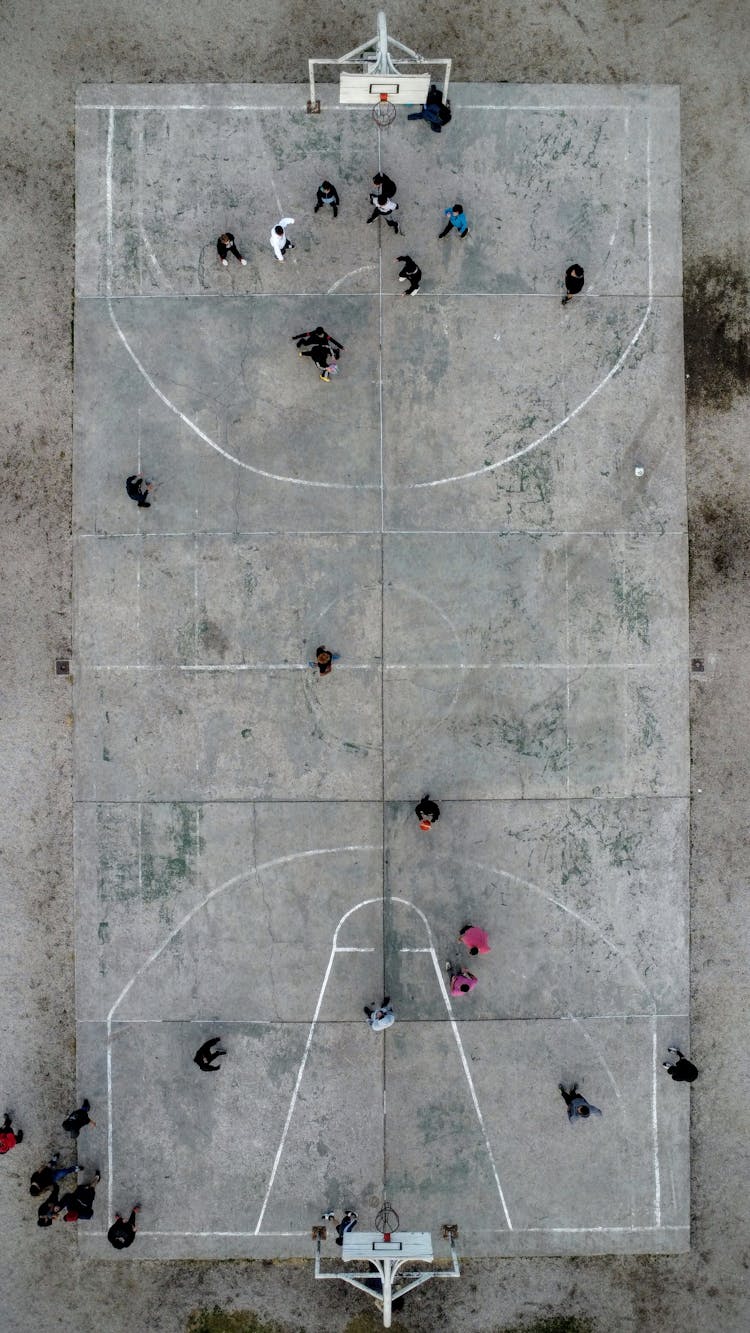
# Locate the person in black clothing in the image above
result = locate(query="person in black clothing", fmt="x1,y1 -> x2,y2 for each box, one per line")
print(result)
372,173 -> 396,201
562,263 -> 584,304
37,1182 -> 62,1227
30,1152 -> 79,1196
663,1047 -> 699,1082
396,255 -> 421,295
300,343 -> 338,382
60,1170 -> 100,1222
125,474 -> 153,508
415,795 -> 440,827
194,1036 -> 227,1072
293,326 -> 344,356
108,1205 -> 141,1248
322,1209 -> 358,1245
407,84 -> 451,133
62,1097 -> 95,1139
314,180 -> 339,217
217,232 -> 247,267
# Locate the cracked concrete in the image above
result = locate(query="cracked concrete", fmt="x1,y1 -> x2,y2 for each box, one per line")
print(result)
1,1 -> 749,1330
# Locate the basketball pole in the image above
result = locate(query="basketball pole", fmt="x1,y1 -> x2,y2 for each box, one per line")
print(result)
313,1225 -> 461,1329
307,10 -> 451,111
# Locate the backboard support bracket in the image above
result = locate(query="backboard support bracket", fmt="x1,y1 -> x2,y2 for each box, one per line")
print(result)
313,1226 -> 460,1329
307,10 -> 451,112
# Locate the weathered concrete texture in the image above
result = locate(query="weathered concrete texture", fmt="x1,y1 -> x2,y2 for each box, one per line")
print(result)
73,798 -> 689,1259
70,82 -> 689,1267
2,2 -> 750,1331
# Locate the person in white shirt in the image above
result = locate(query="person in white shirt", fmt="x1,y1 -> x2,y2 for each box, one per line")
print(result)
366,195 -> 400,234
363,996 -> 395,1030
270,217 -> 295,262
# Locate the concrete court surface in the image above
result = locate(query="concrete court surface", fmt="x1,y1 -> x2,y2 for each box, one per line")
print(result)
2,3 -> 750,1331
71,83 -> 689,1261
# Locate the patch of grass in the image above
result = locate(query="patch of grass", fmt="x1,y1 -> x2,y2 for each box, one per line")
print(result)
186,1309 -> 287,1333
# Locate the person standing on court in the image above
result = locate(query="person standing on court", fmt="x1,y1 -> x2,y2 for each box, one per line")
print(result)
194,1036 -> 227,1071
366,194 -> 400,233
108,1204 -> 141,1249
310,646 -> 341,675
663,1046 -> 699,1082
561,263 -> 584,304
61,1097 -> 95,1139
372,172 -> 396,202
559,1083 -> 602,1122
314,180 -> 339,218
396,255 -> 421,295
29,1152 -> 79,1195
439,203 -> 469,240
270,217 -> 295,262
415,794 -> 440,828
446,965 -> 478,995
216,232 -> 247,267
364,997 -> 395,1030
293,326 -> 344,356
0,1111 -> 23,1154
126,474 -> 153,508
458,924 -> 491,956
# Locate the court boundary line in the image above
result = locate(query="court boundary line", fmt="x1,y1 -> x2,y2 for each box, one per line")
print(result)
100,105 -> 657,494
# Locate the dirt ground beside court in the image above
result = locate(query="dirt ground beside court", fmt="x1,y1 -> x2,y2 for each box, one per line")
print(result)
0,2 -> 748,1330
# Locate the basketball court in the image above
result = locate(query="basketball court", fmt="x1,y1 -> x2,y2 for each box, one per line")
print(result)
73,53 -> 688,1274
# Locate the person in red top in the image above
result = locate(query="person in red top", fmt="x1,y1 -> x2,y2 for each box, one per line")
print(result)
458,924 -> 491,956
0,1111 -> 23,1154
447,966 -> 478,995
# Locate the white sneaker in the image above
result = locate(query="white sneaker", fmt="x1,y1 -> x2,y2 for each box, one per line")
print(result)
399,276 -> 406,281
221,259 -> 228,267
240,258 -> 247,266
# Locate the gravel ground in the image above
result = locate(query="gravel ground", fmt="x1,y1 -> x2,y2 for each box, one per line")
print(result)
0,2 -> 748,1330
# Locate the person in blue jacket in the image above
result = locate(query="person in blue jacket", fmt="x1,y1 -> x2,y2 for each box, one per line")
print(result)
439,203 -> 469,239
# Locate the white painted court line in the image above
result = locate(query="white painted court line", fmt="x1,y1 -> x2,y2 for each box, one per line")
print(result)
254,896 -> 513,1235
81,101 -> 641,112
406,110 -> 654,489
82,660 -> 678,673
102,106 -> 657,496
105,844 -> 379,1223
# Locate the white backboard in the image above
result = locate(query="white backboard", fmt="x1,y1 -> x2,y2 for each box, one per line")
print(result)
342,1231 -> 434,1261
339,72 -> 431,105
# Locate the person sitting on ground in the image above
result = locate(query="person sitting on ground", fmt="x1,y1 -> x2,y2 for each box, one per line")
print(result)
60,1170 -> 101,1221
37,1182 -> 63,1227
0,1111 -> 23,1154
30,1152 -> 79,1195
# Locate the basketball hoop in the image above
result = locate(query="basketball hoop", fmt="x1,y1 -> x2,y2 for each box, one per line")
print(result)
375,1200 -> 400,1234
372,93 -> 397,128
